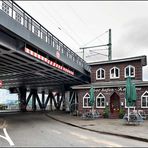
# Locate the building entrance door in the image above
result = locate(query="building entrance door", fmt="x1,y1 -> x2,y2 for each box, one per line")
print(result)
110,92 -> 120,118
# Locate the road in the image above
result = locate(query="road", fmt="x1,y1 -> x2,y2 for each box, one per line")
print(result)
0,112 -> 148,147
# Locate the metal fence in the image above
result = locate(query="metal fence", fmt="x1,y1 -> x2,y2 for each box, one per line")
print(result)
0,0 -> 90,72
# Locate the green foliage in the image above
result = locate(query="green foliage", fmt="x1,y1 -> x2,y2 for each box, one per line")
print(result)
103,107 -> 109,118
119,108 -> 125,119
0,104 -> 7,110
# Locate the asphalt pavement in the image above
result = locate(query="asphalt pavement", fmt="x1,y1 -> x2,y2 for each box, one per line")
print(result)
46,110 -> 148,143
0,110 -> 148,144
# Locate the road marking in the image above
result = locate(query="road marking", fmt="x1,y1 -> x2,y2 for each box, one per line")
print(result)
92,138 -> 122,147
70,132 -> 122,147
70,132 -> 88,140
0,135 -> 7,140
51,129 -> 61,135
3,128 -> 14,146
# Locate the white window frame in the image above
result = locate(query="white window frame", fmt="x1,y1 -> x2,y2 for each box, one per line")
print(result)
141,91 -> 148,108
96,68 -> 105,80
96,93 -> 106,108
124,98 -> 136,108
83,93 -> 91,108
110,67 -> 120,79
124,65 -> 135,78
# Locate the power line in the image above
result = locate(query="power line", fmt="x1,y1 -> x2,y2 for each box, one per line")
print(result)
86,51 -> 108,58
40,3 -> 81,47
47,3 -> 82,47
83,30 -> 108,47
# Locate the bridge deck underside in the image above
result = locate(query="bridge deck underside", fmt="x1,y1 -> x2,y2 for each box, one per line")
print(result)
0,44 -> 88,91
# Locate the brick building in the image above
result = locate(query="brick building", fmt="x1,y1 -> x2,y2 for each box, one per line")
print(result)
72,55 -> 148,118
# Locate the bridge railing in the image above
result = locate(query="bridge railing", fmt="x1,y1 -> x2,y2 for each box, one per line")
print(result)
0,0 -> 90,72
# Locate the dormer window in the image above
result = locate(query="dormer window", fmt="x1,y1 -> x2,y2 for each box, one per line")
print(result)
96,68 -> 105,80
124,65 -> 135,78
110,67 -> 120,79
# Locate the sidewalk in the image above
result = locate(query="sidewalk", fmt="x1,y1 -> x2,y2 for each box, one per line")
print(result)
46,111 -> 148,142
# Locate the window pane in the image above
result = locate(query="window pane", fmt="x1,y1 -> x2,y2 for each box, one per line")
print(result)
126,68 -> 129,76
97,98 -> 100,106
97,70 -> 101,78
111,69 -> 114,74
101,98 -> 105,106
131,67 -> 134,76
142,97 -> 146,107
115,68 -> 118,77
84,98 -> 88,106
102,70 -> 104,78
111,68 -> 114,77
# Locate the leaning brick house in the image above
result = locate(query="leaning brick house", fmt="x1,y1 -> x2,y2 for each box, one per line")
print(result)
72,55 -> 148,118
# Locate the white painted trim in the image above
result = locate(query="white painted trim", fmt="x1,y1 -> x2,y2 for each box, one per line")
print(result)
96,92 -> 106,108
124,65 -> 135,78
110,67 -> 120,79
83,93 -> 91,108
0,128 -> 15,146
96,68 -> 105,80
141,91 -> 148,108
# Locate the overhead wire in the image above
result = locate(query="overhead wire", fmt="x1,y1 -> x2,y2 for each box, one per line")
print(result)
82,30 -> 109,47
43,3 -> 82,47
67,2 -> 109,48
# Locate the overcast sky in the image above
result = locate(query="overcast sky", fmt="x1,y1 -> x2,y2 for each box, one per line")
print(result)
14,1 -> 148,80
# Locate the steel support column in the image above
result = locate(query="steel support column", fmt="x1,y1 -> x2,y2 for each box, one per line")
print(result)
56,93 -> 60,110
18,87 -> 27,112
31,89 -> 37,111
44,91 -> 50,109
49,93 -> 53,111
36,94 -> 42,110
42,91 -> 45,110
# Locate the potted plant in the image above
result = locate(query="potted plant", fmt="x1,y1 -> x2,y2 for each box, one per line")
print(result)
103,107 -> 109,118
119,108 -> 125,119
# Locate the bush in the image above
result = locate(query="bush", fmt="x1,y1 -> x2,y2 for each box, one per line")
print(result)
103,107 -> 109,118
119,108 -> 125,119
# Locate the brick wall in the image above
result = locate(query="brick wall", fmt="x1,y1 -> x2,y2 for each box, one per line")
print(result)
91,60 -> 142,83
77,86 -> 148,115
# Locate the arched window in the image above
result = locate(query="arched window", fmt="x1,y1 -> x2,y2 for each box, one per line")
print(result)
83,93 -> 91,108
124,65 -> 135,78
141,91 -> 148,108
96,93 -> 106,108
110,67 -> 120,79
96,68 -> 105,80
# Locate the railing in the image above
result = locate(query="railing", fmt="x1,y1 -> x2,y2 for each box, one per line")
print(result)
0,0 -> 90,72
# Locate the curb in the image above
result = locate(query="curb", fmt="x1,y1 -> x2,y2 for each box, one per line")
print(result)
45,114 -> 148,143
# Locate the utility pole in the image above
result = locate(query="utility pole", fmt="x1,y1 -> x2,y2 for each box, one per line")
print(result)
80,29 -> 112,61
108,29 -> 112,61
